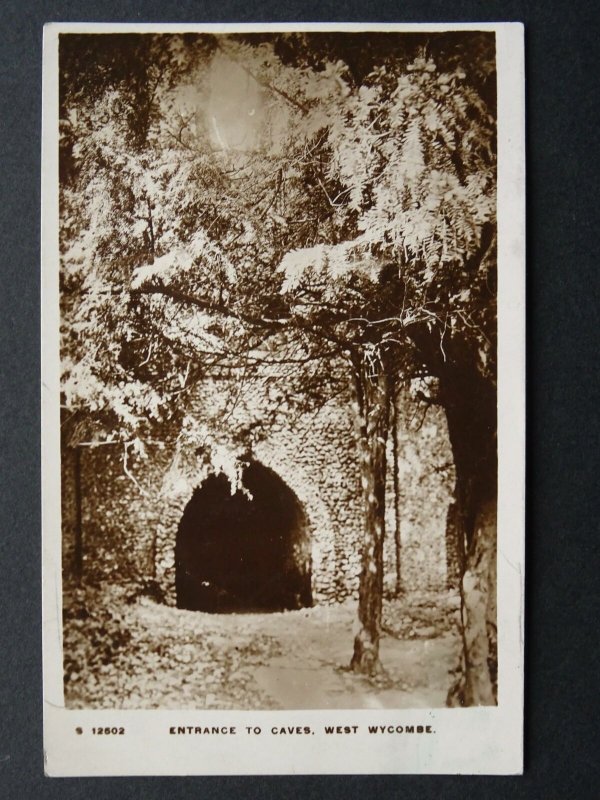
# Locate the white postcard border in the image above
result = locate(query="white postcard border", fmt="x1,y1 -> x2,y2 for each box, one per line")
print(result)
42,21 -> 525,776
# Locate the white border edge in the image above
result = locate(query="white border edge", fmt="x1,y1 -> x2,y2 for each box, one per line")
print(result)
41,21 -> 526,777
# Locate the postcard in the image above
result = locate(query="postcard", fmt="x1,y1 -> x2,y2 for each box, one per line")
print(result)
42,21 -> 525,776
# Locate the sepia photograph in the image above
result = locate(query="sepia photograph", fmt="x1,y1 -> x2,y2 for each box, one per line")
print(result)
42,22 -> 524,775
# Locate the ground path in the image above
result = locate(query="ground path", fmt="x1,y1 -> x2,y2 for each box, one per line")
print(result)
64,591 -> 461,710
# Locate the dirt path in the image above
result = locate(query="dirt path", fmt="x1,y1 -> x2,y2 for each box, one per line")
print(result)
250,604 -> 459,709
64,592 -> 461,710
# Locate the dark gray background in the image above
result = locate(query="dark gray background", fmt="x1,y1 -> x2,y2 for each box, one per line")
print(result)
1,1 -> 598,797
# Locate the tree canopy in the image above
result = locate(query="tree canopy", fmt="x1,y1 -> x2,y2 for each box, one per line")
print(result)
60,30 -> 496,443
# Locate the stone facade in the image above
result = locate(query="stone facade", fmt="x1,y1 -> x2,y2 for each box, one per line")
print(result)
383,398 -> 456,595
61,389 -> 456,606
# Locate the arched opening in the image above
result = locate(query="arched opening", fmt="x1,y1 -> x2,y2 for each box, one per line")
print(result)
175,461 -> 313,613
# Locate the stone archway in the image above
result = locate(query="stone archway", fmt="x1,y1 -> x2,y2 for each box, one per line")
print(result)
174,461 -> 312,613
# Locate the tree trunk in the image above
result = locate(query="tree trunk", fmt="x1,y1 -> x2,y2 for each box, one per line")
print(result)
405,301 -> 498,705
350,360 -> 392,675
450,494 -> 497,705
442,360 -> 498,706
391,388 -> 402,595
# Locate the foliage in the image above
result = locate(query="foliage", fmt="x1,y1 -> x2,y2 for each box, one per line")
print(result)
59,32 -> 496,458
63,587 -> 283,709
63,585 -> 133,690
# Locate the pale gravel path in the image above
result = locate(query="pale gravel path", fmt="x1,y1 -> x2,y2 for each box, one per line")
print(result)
65,594 -> 460,710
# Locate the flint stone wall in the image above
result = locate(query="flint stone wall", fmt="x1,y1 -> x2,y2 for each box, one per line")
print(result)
62,395 -> 455,605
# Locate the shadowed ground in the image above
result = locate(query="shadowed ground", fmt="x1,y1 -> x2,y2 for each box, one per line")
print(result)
64,590 -> 460,709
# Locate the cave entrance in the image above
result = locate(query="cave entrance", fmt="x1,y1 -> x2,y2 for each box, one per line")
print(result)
175,461 -> 312,613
